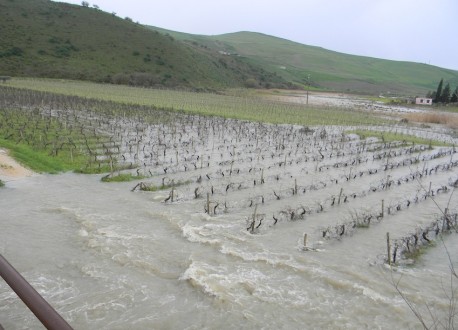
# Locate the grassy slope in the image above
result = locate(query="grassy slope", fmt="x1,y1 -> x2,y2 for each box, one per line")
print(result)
228,31 -> 458,94
151,28 -> 458,96
0,0 -> 287,89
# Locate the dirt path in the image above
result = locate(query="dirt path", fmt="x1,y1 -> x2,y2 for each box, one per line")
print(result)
0,148 -> 34,180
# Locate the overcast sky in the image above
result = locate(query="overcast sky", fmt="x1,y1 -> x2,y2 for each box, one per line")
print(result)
54,0 -> 458,70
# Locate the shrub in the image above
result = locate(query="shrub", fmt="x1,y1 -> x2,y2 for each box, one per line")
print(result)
245,78 -> 258,88
0,47 -> 24,58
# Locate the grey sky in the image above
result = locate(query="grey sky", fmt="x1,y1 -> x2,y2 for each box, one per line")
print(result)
54,0 -> 458,70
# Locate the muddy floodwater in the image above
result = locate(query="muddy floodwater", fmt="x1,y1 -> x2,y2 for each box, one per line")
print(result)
1,113 -> 458,329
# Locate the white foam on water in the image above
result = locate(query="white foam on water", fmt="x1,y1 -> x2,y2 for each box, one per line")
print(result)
219,244 -> 306,272
352,283 -> 393,303
152,193 -> 169,201
180,255 -> 322,309
130,259 -> 179,280
181,222 -> 223,246
179,259 -> 228,299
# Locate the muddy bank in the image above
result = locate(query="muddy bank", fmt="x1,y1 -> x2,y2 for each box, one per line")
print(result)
0,148 -> 34,181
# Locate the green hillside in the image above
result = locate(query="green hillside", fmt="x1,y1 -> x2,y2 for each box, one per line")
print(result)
151,28 -> 458,95
2,0 -> 457,95
0,0 -> 289,89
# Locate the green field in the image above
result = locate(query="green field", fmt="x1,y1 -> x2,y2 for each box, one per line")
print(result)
6,78 -> 389,126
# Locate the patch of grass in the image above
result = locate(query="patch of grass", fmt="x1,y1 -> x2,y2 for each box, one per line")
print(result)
101,173 -> 146,182
0,138 -> 82,173
355,222 -> 370,229
0,180 -> 4,187
75,165 -> 116,175
348,129 -> 452,147
403,241 -> 436,263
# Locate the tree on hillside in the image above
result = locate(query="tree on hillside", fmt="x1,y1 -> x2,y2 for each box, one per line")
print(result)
81,1 -> 89,7
433,78 -> 443,103
451,87 -> 458,103
440,83 -> 451,103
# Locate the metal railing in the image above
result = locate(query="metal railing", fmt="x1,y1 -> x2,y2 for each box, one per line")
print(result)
0,254 -> 73,330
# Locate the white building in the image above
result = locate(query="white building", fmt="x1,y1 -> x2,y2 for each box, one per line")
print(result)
415,97 -> 432,105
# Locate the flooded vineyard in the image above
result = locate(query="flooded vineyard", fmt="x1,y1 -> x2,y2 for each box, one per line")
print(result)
1,92 -> 458,329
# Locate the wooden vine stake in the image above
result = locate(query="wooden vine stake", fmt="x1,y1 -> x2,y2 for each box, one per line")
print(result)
252,204 -> 258,223
386,232 -> 391,266
302,233 -> 317,251
248,204 -> 258,233
337,188 -> 343,205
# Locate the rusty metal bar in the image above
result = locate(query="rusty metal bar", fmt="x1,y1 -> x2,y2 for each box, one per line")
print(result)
0,254 -> 73,330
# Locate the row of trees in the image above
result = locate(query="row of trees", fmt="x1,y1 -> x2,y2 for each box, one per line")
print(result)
427,79 -> 458,103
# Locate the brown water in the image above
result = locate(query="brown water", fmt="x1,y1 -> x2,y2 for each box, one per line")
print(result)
1,120 -> 458,329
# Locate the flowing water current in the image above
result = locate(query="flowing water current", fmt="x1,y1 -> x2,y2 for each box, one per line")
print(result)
1,171 -> 457,329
